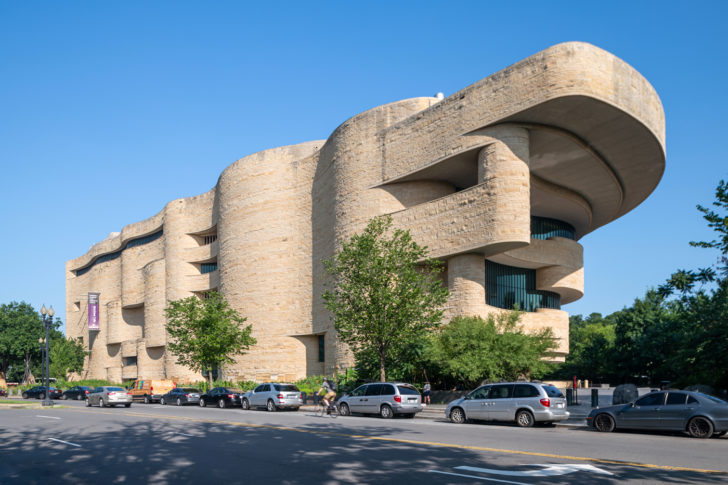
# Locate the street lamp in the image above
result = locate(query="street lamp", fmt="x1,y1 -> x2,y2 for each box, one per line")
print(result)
40,304 -> 54,407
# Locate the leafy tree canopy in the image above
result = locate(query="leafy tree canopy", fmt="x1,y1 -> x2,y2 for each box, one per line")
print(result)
165,292 -> 256,387
0,302 -> 44,380
49,337 -> 87,380
322,215 -> 449,382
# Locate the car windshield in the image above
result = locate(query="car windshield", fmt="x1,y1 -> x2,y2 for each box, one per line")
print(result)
106,387 -> 125,391
698,393 -> 727,404
542,385 -> 564,398
182,388 -> 201,393
397,385 -> 420,395
274,385 -> 299,392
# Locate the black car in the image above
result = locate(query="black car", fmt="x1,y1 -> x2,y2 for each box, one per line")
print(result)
160,387 -> 202,406
22,386 -> 63,400
199,387 -> 243,408
61,386 -> 94,401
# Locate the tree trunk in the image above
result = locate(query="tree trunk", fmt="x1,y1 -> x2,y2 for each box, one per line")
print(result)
379,350 -> 386,382
207,368 -> 214,388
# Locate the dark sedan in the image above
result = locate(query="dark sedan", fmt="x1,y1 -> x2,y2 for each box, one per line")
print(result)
22,386 -> 63,400
199,387 -> 243,409
160,387 -> 202,406
587,390 -> 728,438
61,386 -> 94,401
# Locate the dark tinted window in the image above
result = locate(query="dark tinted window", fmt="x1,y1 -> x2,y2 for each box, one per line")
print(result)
349,385 -> 366,397
274,385 -> 299,392
381,384 -> 395,396
666,392 -> 687,405
688,395 -> 699,404
490,385 -> 513,399
182,388 -> 200,393
365,384 -> 384,396
262,384 -> 271,392
514,385 -> 540,398
698,393 -> 727,404
542,385 -> 564,398
397,385 -> 419,395
469,387 -> 490,400
636,393 -> 665,406
253,385 -> 265,393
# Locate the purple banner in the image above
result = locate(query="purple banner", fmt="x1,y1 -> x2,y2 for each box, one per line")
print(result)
88,292 -> 100,331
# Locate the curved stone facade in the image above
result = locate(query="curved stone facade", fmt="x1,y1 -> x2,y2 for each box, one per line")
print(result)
66,42 -> 665,382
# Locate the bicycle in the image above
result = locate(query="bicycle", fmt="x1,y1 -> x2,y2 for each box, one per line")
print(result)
315,400 -> 338,418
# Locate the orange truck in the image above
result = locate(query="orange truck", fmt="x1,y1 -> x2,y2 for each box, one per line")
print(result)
127,379 -> 176,403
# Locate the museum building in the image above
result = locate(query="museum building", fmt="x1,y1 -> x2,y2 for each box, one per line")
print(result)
65,42 -> 665,383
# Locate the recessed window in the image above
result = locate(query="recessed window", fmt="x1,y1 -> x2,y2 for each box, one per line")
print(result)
201,262 -> 218,274
124,356 -> 137,366
203,234 -> 217,245
485,261 -> 560,312
531,216 -> 575,240
318,335 -> 325,363
73,301 -> 80,311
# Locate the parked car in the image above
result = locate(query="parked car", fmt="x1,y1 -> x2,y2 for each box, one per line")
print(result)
127,379 -> 176,403
337,382 -> 422,418
199,387 -> 244,408
445,382 -> 569,427
86,386 -> 132,408
0,388 -> 6,397
61,386 -> 94,401
241,383 -> 303,412
587,390 -> 728,438
160,387 -> 202,406
22,386 -> 63,400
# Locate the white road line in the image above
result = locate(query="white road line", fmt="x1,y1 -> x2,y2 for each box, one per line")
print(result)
35,415 -> 61,420
178,433 -> 195,437
428,470 -> 526,484
47,438 -> 81,448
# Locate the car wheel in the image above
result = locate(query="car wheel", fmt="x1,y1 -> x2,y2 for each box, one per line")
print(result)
199,398 -> 206,407
22,392 -> 28,399
339,403 -> 350,416
218,398 -> 227,409
85,399 -> 91,407
125,403 -> 131,408
60,394 -> 67,400
77,394 -> 84,401
99,398 -> 105,408
688,416 -> 714,438
241,398 -> 250,410
593,413 -> 615,433
144,395 -> 150,404
380,404 -> 393,419
160,397 -> 166,405
450,407 -> 466,424
39,393 -> 45,400
516,410 -> 535,428
176,398 -> 182,406
267,400 -> 277,412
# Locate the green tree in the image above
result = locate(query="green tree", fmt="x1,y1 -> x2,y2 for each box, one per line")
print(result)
0,302 -> 44,385
427,313 -> 556,387
322,215 -> 449,382
164,292 -> 257,387
49,336 -> 87,379
555,313 -> 617,383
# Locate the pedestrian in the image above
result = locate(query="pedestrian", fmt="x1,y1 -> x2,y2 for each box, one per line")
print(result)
423,381 -> 431,405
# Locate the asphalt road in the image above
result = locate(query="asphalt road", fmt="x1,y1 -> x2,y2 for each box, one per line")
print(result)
1,400 -> 726,484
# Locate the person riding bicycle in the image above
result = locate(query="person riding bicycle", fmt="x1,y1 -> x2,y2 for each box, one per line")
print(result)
317,377 -> 336,414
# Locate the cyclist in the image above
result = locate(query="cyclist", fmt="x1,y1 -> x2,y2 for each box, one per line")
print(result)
317,377 -> 336,414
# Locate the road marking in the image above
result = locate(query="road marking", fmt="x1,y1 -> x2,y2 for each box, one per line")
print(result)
47,438 -> 81,447
456,464 -> 613,477
35,415 -> 61,420
63,408 -> 725,475
178,432 -> 194,437
429,470 -> 526,484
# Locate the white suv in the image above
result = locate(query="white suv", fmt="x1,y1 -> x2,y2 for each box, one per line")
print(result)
338,382 -> 423,418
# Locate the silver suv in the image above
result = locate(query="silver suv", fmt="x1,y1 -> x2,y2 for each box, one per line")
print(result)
445,382 -> 569,427
338,382 -> 422,418
241,383 -> 303,412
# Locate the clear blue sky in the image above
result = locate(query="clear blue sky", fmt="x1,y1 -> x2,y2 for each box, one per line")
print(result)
1,1 -> 726,334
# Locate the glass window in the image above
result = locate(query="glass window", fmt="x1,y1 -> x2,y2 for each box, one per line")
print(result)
490,385 -> 513,399
349,386 -> 367,397
666,392 -> 687,405
688,395 -> 699,404
531,216 -> 576,240
254,385 -> 264,393
365,384 -> 384,396
275,385 -> 299,392
381,384 -> 395,396
183,388 -> 201,393
397,385 -> 419,395
201,262 -> 218,274
261,385 -> 270,392
636,393 -> 666,406
107,387 -> 125,392
698,393 -> 727,404
486,261 -> 561,312
318,335 -> 325,363
469,386 -> 490,400
542,385 -> 565,398
514,385 -> 540,398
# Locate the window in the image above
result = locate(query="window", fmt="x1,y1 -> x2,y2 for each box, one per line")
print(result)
254,385 -> 265,393
688,395 -> 699,404
666,392 -> 687,405
397,385 -> 420,395
636,393 -> 665,406
486,261 -> 561,311
275,385 -> 299,392
349,386 -> 367,397
469,386 -> 490,400
75,229 -> 163,276
381,384 -> 395,396
541,385 -> 565,398
531,216 -> 576,240
201,262 -> 218,274
514,385 -> 540,398
124,356 -> 137,366
318,335 -> 325,362
490,385 -> 513,399
203,234 -> 217,245
365,384 -> 384,396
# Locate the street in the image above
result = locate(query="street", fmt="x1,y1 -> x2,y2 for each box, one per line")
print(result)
1,401 -> 726,484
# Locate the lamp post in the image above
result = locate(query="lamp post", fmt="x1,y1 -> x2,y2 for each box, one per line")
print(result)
40,304 -> 54,407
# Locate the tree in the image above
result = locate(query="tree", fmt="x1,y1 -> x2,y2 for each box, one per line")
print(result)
0,302 -> 44,385
322,215 -> 449,382
49,336 -> 87,379
427,313 -> 556,387
691,178 -> 728,275
164,292 -> 256,387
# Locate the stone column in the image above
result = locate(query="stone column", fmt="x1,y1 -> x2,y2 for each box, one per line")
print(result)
447,254 -> 487,318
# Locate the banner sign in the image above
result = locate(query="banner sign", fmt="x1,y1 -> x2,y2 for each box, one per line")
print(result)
88,292 -> 100,331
